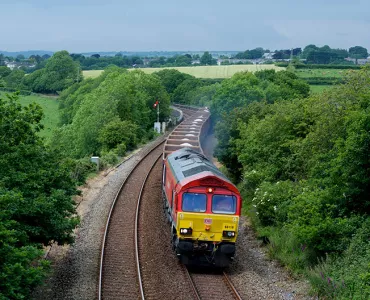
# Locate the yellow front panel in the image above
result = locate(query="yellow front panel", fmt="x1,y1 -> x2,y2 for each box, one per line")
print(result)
176,212 -> 239,242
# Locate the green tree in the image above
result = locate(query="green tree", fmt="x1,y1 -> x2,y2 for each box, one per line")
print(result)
0,92 -> 80,299
52,70 -> 170,158
0,53 -> 5,66
235,48 -> 265,59
15,54 -> 25,62
4,69 -> 26,89
174,55 -> 192,66
171,77 -> 204,104
153,69 -> 192,95
0,66 -> 11,78
211,72 -> 264,120
23,50 -> 80,93
301,44 -> 319,58
184,83 -> 220,106
98,119 -> 139,151
200,51 -> 217,65
349,46 -> 368,59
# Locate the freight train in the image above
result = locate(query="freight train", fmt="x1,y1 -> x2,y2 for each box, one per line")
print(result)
162,107 -> 242,267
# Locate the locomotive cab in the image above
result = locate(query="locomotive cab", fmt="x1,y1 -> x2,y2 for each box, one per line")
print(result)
175,188 -> 240,267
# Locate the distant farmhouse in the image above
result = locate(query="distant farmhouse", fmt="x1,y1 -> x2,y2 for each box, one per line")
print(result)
345,57 -> 370,65
4,61 -> 36,70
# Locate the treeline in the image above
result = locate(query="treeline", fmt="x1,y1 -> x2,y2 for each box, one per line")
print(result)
0,51 -> 81,94
0,93 -> 82,298
70,53 -> 144,70
159,67 -> 370,297
301,45 -> 368,64
234,44 -> 369,64
1,66 -> 172,298
54,66 -> 170,160
205,69 -> 369,298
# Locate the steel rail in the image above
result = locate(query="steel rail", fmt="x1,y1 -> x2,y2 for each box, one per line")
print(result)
98,140 -> 165,300
184,267 -> 242,300
135,153 -> 162,300
223,271 -> 243,300
183,266 -> 201,300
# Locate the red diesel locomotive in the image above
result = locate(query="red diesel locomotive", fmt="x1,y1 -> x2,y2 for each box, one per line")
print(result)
162,147 -> 242,267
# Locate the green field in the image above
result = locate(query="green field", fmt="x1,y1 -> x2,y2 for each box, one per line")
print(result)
297,68 -> 350,93
1,92 -> 60,140
296,69 -> 347,78
310,85 -> 334,93
83,64 -> 285,79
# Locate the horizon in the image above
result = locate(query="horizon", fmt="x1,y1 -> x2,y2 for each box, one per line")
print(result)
1,44 -> 368,57
1,0 -> 369,52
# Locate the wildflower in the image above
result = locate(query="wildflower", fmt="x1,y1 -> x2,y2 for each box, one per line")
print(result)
267,199 -> 270,202
264,192 -> 267,196
252,197 -> 256,201
276,181 -> 280,185
256,212 -> 259,215
273,206 -> 277,211
320,272 -> 325,280
253,205 -> 256,207
327,277 -> 332,285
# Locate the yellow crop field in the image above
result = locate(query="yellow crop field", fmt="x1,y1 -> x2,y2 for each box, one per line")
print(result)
82,70 -> 104,79
83,64 -> 285,79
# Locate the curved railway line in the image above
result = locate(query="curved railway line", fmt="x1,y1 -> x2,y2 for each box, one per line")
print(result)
99,143 -> 164,299
99,105 -> 243,299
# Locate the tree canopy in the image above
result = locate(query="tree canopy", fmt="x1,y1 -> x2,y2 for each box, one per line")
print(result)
0,93 -> 79,299
23,50 -> 80,93
349,46 -> 368,59
54,68 -> 170,158
212,67 -> 370,298
200,51 -> 217,65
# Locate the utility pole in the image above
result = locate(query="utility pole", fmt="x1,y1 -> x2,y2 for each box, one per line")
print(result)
157,101 -> 159,123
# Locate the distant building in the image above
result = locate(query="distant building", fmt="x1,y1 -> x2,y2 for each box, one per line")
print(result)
4,61 -> 36,70
345,57 -> 370,65
5,61 -> 17,70
263,53 -> 274,60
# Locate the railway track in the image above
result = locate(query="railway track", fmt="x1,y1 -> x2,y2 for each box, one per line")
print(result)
99,105 -> 243,299
185,267 -> 242,300
99,143 -> 164,299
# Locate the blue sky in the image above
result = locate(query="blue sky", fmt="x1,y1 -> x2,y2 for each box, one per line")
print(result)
1,0 -> 369,52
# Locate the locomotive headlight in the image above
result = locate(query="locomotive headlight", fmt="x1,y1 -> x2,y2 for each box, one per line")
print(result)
180,228 -> 193,235
223,231 -> 235,238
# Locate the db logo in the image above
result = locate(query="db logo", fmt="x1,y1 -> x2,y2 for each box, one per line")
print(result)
204,218 -> 212,225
